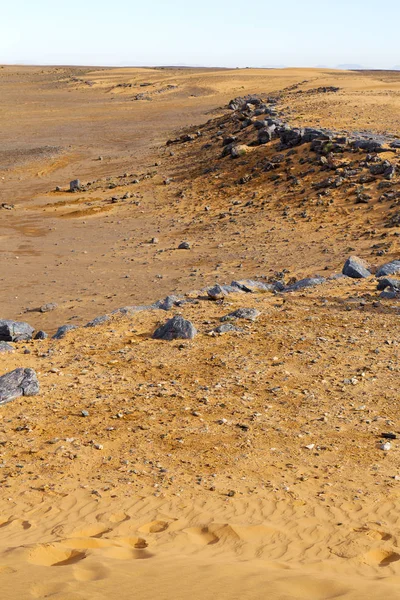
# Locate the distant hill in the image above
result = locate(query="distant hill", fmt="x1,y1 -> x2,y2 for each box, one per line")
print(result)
336,63 -> 364,70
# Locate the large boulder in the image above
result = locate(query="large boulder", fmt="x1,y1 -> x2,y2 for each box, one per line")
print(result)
342,256 -> 371,279
376,260 -> 400,278
152,315 -> 197,340
0,368 -> 39,405
0,320 -> 34,342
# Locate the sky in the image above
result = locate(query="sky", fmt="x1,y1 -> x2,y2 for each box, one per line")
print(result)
1,0 -> 399,69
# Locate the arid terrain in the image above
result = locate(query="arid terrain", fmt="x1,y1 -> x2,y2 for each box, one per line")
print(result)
0,65 -> 400,600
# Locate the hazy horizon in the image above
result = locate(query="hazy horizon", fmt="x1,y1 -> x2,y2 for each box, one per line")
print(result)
2,0 -> 399,70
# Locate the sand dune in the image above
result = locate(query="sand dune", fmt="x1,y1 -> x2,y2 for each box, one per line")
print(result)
1,66 -> 400,599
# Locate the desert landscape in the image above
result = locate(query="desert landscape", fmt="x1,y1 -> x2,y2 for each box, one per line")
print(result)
0,65 -> 400,599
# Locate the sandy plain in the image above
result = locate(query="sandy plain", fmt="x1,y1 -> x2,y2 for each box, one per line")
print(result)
0,65 -> 400,599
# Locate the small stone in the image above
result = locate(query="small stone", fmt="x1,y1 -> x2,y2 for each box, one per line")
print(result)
178,241 -> 191,250
81,410 -> 89,417
380,442 -> 391,452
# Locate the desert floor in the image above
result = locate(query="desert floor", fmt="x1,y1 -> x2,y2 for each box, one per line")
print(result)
0,65 -> 400,599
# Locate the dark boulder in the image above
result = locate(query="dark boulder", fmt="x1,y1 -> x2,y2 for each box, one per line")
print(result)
0,368 -> 39,406
34,330 -> 48,340
257,127 -> 275,145
302,128 -> 331,143
376,260 -> 400,277
377,278 -> 400,291
152,315 -> 197,340
0,320 -> 34,342
342,256 -> 371,279
278,127 -> 304,148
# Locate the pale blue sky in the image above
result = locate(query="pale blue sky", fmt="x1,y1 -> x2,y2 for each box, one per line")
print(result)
2,0 -> 399,69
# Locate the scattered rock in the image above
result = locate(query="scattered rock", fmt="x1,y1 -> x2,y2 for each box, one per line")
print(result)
52,325 -> 78,339
178,241 -> 191,250
221,308 -> 260,322
284,277 -> 326,292
69,179 -> 81,192
212,323 -> 241,334
0,320 -> 34,342
231,145 -> 250,158
207,284 -> 241,300
34,330 -> 48,340
40,302 -> 58,313
153,296 -> 183,311
85,315 -> 110,328
232,279 -> 284,293
376,260 -> 400,277
0,368 -> 39,405
152,315 -> 197,340
0,342 -> 14,353
376,278 -> 400,291
342,256 -> 371,279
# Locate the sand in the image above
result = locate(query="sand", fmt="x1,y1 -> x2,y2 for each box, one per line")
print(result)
0,65 -> 400,599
